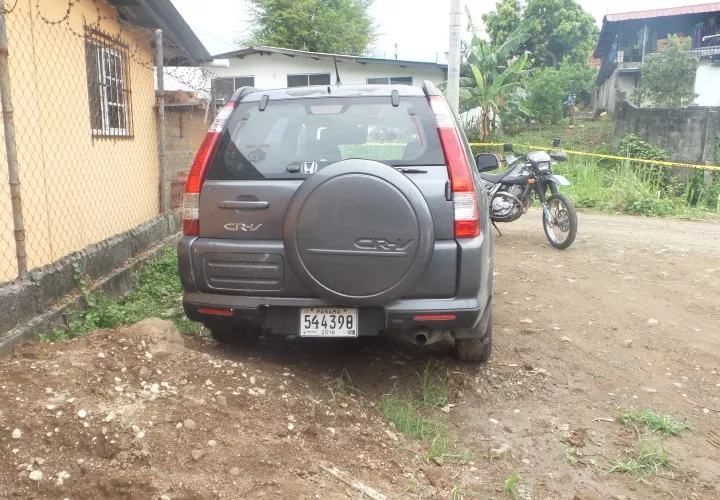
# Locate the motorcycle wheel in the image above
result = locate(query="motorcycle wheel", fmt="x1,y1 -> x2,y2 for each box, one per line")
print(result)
542,193 -> 577,249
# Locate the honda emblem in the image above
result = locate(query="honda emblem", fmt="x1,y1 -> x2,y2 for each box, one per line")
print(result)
300,162 -> 318,175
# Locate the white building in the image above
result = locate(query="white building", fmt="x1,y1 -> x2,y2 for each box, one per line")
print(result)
204,46 -> 448,105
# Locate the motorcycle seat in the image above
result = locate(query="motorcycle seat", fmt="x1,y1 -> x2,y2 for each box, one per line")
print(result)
480,167 -> 515,184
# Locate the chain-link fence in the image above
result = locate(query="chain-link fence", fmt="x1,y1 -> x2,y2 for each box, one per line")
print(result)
0,1 -> 212,283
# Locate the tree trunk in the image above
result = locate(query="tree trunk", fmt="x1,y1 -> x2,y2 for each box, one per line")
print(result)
481,106 -> 490,142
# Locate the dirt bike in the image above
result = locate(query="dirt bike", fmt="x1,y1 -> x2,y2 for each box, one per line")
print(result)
476,138 -> 578,249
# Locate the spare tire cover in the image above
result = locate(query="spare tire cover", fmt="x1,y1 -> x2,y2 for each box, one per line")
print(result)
284,159 -> 435,306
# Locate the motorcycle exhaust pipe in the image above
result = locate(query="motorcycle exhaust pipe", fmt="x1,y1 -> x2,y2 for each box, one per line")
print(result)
496,191 -> 524,209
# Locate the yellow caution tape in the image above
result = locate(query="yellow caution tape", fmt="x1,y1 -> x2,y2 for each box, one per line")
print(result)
469,142 -> 720,173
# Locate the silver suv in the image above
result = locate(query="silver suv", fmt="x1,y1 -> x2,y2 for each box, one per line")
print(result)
177,82 -> 495,362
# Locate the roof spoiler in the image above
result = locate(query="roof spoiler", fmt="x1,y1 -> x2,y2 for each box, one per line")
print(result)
421,80 -> 442,98
230,86 -> 262,102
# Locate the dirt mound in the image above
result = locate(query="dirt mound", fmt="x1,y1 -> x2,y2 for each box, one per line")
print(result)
0,320 -> 434,499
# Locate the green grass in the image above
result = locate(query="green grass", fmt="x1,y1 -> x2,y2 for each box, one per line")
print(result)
420,360 -> 450,407
377,361 -> 466,464
377,393 -> 442,441
617,408 -> 691,436
554,159 -> 718,218
604,439 -> 674,485
472,121 -> 720,219
485,120 -> 614,153
40,246 -> 203,342
503,472 -> 524,499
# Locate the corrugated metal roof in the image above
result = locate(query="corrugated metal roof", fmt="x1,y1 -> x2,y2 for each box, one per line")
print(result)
210,46 -> 448,70
605,2 -> 720,22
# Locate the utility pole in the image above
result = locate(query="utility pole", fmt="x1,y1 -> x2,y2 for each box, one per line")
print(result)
447,0 -> 462,114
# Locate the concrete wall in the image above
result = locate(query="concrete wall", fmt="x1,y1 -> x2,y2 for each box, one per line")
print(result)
694,61 -> 720,107
597,70 -> 640,114
208,53 -> 447,90
0,211 -> 181,355
164,105 -> 208,195
613,101 -> 719,171
0,1 -> 160,282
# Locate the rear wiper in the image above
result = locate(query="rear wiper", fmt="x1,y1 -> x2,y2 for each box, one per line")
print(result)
394,167 -> 428,174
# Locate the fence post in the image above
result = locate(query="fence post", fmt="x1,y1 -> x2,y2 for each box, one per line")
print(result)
0,1 -> 27,278
155,29 -> 168,213
702,110 -> 718,187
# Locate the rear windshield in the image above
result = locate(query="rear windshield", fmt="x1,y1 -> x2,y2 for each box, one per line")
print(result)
206,96 -> 445,181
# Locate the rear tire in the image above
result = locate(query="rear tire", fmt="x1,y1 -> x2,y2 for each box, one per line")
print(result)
455,311 -> 493,363
208,326 -> 261,346
543,193 -> 577,250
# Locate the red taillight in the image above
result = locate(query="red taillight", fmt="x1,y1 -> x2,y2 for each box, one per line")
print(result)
198,307 -> 234,316
413,314 -> 457,321
428,96 -> 480,238
182,102 -> 236,236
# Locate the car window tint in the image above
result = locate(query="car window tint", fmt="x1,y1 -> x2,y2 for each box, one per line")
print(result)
206,96 -> 445,181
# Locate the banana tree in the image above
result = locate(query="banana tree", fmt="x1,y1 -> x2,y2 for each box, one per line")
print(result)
457,10 -> 533,140
460,53 -> 532,141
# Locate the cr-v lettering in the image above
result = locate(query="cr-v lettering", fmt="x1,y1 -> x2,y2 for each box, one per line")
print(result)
354,238 -> 415,251
223,223 -> 263,232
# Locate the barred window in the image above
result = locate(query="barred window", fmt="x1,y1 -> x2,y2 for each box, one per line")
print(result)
85,27 -> 133,138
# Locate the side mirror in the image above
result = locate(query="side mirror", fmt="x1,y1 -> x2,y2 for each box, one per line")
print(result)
503,143 -> 513,152
552,137 -> 561,148
550,151 -> 568,162
476,153 -> 500,172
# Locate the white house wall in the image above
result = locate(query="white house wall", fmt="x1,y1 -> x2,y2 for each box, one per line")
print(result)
205,53 -> 446,89
694,61 -> 720,107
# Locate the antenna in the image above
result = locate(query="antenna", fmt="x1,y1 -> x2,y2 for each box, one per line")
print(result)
333,56 -> 342,85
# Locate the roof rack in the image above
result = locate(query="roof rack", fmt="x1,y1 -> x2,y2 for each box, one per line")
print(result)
230,86 -> 262,102
421,80 -> 441,97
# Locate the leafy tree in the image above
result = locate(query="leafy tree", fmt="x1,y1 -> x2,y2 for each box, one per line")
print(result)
242,0 -> 376,55
633,36 -> 699,108
526,62 -> 597,124
483,0 -> 598,67
482,0 -> 524,54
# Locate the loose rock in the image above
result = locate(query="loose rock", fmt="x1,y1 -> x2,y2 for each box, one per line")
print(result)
12,428 -> 22,439
426,467 -> 450,488
229,467 -> 241,476
183,419 -> 197,431
490,443 -> 510,458
28,470 -> 42,481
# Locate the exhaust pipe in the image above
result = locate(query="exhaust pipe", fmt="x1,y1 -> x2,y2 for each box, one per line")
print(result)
400,329 -> 446,346
414,331 -> 429,346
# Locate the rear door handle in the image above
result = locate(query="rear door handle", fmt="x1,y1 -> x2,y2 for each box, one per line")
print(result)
218,200 -> 269,209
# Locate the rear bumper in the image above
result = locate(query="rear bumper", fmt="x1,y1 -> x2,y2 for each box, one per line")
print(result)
182,292 -> 489,337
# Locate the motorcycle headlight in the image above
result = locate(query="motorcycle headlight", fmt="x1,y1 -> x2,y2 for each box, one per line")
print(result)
537,161 -> 551,172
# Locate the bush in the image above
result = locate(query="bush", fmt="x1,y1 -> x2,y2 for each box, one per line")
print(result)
525,63 -> 596,124
526,67 -> 566,124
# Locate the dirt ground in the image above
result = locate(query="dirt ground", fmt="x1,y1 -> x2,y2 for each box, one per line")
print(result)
1,211 -> 719,499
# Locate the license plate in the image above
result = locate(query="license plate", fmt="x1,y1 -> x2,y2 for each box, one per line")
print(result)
300,308 -> 358,337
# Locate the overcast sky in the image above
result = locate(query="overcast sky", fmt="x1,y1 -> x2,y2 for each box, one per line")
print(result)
169,0 -> 708,62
